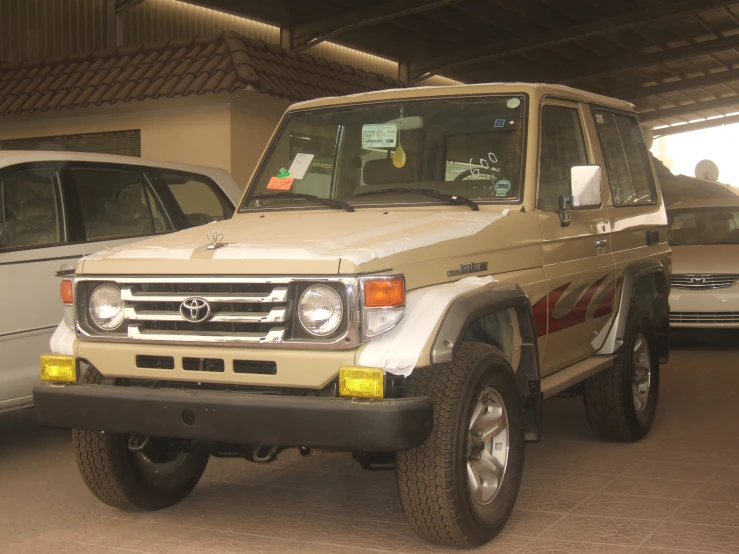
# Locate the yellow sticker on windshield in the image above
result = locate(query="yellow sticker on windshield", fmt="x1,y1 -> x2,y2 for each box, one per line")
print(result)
393,143 -> 407,168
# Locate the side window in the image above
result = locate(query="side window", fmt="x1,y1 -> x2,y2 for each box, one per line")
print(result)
594,110 -> 656,205
538,105 -> 588,210
0,166 -> 64,250
150,169 -> 234,228
69,166 -> 167,241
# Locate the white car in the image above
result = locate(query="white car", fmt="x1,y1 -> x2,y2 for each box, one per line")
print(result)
0,151 -> 241,413
668,198 -> 739,328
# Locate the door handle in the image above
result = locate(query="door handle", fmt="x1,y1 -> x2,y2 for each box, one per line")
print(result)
595,239 -> 607,249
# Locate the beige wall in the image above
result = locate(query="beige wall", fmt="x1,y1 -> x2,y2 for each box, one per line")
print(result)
230,96 -> 289,187
0,93 -> 292,188
0,103 -> 231,171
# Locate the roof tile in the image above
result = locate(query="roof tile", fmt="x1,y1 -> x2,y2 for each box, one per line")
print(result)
0,32 -> 404,116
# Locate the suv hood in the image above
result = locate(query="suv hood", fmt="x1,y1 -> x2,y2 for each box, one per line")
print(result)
80,208 -> 531,284
671,245 -> 739,275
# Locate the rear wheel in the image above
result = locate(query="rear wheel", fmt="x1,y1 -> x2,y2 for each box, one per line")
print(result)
584,307 -> 659,442
396,342 -> 524,547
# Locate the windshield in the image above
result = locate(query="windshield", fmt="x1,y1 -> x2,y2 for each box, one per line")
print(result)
241,95 -> 526,210
668,207 -> 739,245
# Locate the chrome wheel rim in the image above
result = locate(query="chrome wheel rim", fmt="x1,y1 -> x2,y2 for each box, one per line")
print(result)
632,333 -> 651,414
467,387 -> 509,506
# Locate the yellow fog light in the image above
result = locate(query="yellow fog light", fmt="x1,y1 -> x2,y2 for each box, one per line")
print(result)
339,366 -> 384,399
40,354 -> 76,383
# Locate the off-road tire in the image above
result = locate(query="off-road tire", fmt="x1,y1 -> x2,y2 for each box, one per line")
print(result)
584,307 -> 659,442
72,367 -> 210,511
396,342 -> 525,547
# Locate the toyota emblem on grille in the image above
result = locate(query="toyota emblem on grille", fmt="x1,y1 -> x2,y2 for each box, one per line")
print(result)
691,275 -> 707,284
180,297 -> 212,323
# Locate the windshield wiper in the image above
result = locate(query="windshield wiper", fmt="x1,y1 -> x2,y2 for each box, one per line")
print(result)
248,192 -> 354,212
353,188 -> 479,211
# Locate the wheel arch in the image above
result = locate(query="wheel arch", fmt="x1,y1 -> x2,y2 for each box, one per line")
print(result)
430,283 -> 542,441
596,258 -> 669,362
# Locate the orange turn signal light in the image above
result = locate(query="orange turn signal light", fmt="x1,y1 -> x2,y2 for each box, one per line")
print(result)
364,278 -> 405,308
60,280 -> 73,304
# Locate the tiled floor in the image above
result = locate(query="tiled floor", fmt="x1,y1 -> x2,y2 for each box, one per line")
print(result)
2,331 -> 739,553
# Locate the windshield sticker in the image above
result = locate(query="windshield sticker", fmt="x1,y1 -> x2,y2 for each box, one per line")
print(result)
288,153 -> 314,180
362,124 -> 397,148
596,113 -> 604,124
495,179 -> 512,197
267,176 -> 294,190
507,98 -> 521,109
276,167 -> 290,178
494,118 -> 505,128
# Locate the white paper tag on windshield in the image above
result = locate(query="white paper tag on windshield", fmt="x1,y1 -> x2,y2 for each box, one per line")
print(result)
362,124 -> 397,148
288,153 -> 314,180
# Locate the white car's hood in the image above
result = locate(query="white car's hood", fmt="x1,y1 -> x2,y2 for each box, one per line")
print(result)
671,245 -> 739,274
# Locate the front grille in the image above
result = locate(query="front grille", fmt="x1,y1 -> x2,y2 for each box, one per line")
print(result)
77,276 -> 360,348
671,274 -> 739,289
670,312 -> 739,324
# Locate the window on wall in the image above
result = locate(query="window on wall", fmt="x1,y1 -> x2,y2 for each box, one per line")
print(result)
0,166 -> 64,250
0,130 -> 141,157
538,105 -> 589,211
593,110 -> 655,205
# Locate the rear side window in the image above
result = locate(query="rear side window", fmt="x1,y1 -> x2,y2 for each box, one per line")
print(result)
69,166 -> 171,241
593,109 -> 656,205
538,105 -> 589,211
149,169 -> 233,228
0,166 -> 64,250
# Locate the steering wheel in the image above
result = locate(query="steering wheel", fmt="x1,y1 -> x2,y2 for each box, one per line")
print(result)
454,167 -> 505,181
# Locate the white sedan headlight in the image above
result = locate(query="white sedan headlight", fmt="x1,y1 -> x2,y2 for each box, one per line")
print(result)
298,284 -> 343,337
89,283 -> 124,331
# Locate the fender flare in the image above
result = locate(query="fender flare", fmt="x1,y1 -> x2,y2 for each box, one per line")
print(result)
430,283 -> 542,441
596,258 -> 669,361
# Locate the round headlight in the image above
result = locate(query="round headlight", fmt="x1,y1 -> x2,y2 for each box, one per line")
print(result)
89,283 -> 124,331
298,284 -> 343,337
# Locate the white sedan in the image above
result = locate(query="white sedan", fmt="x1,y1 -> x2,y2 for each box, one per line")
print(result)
668,198 -> 739,328
0,151 -> 242,413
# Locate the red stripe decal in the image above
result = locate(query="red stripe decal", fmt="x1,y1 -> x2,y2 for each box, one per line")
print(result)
550,275 -> 607,334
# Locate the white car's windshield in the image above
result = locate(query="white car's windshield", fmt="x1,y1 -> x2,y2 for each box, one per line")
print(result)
241,95 -> 526,211
668,207 -> 739,245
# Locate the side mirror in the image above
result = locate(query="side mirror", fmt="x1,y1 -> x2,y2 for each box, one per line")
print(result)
570,165 -> 602,209
557,165 -> 602,227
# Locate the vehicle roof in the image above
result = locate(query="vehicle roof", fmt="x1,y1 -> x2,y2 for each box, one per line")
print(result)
668,197 -> 739,210
0,150 -> 243,205
288,82 -> 636,113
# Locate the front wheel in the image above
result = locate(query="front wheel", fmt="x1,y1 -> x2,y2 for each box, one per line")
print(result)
73,430 -> 210,511
396,342 -> 524,547
71,367 -> 209,511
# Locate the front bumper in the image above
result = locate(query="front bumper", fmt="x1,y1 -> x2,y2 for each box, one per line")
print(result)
669,286 -> 739,328
33,384 -> 433,452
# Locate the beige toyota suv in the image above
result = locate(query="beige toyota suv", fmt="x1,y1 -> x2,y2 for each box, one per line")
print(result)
34,83 -> 670,548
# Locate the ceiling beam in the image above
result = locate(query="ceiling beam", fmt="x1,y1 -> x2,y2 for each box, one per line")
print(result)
618,67 -> 739,99
289,0 -> 465,52
653,113 -> 739,136
639,95 -> 739,122
180,0 -> 289,26
407,0 -> 738,83
559,33 -> 739,84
